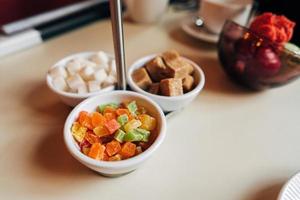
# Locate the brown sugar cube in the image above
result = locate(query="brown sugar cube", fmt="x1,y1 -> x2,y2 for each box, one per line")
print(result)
132,67 -> 152,90
162,51 -> 194,79
182,75 -> 194,92
160,78 -> 183,96
182,59 -> 194,74
161,50 -> 180,61
148,83 -> 160,94
145,57 -> 167,82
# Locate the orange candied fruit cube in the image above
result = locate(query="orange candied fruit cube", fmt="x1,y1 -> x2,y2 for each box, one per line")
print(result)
120,142 -> 136,159
104,119 -> 121,134
78,111 -> 93,130
108,154 -> 122,161
91,112 -> 106,128
103,152 -> 109,161
85,131 -> 100,144
104,112 -> 117,121
93,125 -> 110,137
116,108 -> 130,116
105,140 -> 121,156
103,107 -> 117,115
88,143 -> 106,160
116,108 -> 134,120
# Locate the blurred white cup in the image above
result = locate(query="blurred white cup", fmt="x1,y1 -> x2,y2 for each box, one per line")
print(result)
199,0 -> 253,34
124,0 -> 169,23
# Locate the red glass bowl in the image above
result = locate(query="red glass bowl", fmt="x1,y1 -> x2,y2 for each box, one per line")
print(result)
218,20 -> 300,90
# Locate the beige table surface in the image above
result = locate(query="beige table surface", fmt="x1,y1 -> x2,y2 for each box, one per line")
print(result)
1,9 -> 300,200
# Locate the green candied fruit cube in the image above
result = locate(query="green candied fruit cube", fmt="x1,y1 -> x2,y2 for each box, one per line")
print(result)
124,119 -> 142,133
126,101 -> 137,115
98,103 -> 119,113
117,114 -> 128,126
135,128 -> 150,142
114,129 -> 126,143
123,129 -> 144,142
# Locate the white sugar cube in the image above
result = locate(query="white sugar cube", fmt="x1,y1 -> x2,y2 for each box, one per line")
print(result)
80,66 -> 95,81
93,68 -> 107,83
88,81 -> 101,92
77,84 -> 88,94
66,60 -> 82,75
109,60 -> 117,76
97,62 -> 110,72
72,57 -> 86,63
49,66 -> 67,78
102,75 -> 116,88
66,74 -> 85,91
52,76 -> 68,91
90,51 -> 109,66
81,60 -> 97,68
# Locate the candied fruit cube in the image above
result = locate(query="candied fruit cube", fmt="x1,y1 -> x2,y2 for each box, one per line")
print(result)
91,112 -> 106,128
117,114 -> 128,126
108,154 -> 122,161
88,143 -> 105,160
78,111 -> 93,130
82,146 -> 90,155
104,119 -> 121,134
126,101 -> 137,115
124,119 -> 142,133
120,142 -> 136,159
123,130 -> 144,142
104,112 -> 117,121
85,131 -> 100,144
135,146 -> 143,155
105,140 -> 121,156
114,129 -> 126,143
98,103 -> 119,113
93,125 -> 110,137
138,114 -> 156,131
71,122 -> 87,143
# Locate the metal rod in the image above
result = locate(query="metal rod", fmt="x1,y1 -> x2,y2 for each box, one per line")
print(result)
109,0 -> 127,90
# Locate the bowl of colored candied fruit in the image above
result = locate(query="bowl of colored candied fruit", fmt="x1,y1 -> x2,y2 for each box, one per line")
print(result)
64,90 -> 166,176
218,13 -> 300,90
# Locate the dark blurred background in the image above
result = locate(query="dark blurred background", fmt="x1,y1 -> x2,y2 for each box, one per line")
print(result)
0,0 -> 298,58
255,0 -> 299,45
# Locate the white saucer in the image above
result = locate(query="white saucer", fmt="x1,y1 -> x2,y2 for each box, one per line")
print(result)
181,16 -> 219,44
278,172 -> 300,200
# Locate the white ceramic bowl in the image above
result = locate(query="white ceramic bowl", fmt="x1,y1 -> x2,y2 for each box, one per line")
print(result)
46,51 -> 115,107
127,54 -> 205,112
64,90 -> 167,176
278,172 -> 300,200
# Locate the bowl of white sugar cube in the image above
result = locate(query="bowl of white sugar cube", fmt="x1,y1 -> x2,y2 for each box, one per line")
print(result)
46,51 -> 117,106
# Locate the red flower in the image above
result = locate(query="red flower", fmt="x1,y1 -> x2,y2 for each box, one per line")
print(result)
250,12 -> 295,45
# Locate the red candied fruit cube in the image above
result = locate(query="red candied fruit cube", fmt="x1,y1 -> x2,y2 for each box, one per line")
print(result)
104,119 -> 121,134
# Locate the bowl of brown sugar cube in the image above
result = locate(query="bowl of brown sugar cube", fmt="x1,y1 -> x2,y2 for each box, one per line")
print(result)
127,50 -> 205,112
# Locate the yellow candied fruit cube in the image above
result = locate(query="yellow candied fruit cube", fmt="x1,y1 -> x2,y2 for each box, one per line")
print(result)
93,125 -> 110,137
138,114 -> 156,131
82,146 -> 90,155
124,119 -> 142,133
108,154 -> 122,161
71,122 -> 87,142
